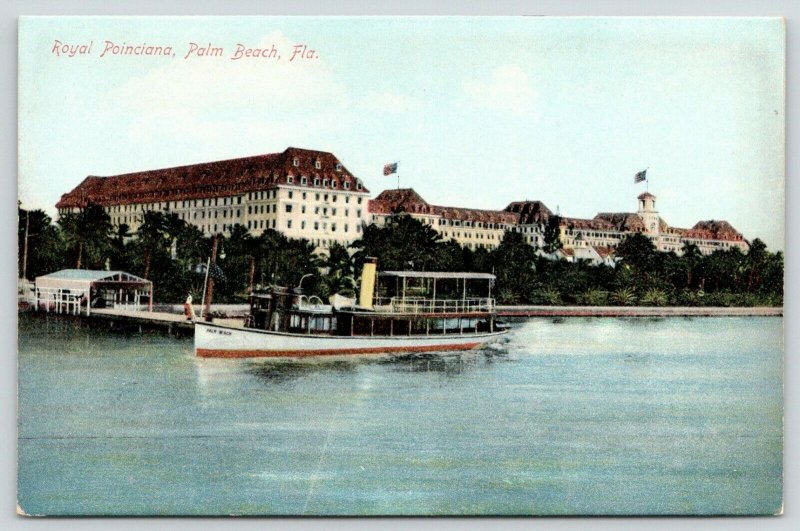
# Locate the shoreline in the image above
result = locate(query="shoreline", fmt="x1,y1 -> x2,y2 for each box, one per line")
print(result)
496,306 -> 783,317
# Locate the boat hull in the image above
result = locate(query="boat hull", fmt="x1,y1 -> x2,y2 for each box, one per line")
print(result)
195,322 -> 507,358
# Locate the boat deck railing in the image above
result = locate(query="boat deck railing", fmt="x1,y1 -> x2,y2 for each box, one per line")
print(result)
372,296 -> 495,314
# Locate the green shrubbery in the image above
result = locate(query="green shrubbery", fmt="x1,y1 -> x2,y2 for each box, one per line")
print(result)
19,207 -> 783,307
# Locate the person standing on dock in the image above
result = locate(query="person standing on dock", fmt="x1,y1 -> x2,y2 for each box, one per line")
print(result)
184,293 -> 195,321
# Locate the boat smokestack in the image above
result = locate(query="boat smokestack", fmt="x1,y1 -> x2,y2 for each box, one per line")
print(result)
359,257 -> 377,309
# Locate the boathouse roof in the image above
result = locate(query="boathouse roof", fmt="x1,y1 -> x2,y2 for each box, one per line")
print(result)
379,271 -> 496,280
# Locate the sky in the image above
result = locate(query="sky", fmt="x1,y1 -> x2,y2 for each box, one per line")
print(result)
18,16 -> 785,250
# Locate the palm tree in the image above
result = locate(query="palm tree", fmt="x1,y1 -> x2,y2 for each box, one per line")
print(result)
136,211 -> 170,279
681,242 -> 702,289
57,203 -> 113,269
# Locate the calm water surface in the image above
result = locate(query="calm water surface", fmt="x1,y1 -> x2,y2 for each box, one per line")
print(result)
17,314 -> 782,515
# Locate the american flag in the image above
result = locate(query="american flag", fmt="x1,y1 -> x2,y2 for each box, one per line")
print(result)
634,170 -> 647,183
383,162 -> 398,176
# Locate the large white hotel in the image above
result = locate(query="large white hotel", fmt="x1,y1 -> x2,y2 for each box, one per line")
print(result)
56,147 -> 750,259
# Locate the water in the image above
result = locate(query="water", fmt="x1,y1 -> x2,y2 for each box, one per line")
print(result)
17,314 -> 783,515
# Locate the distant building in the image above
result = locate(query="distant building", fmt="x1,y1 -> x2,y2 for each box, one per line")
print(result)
369,188 -> 518,250
369,188 -> 749,257
561,192 -> 749,256
56,147 -> 371,251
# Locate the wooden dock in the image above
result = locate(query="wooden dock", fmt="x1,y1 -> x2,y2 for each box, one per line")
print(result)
496,305 -> 783,317
87,308 -> 245,334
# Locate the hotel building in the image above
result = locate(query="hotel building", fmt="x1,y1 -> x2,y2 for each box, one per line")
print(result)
56,147 -> 371,250
57,147 -> 749,259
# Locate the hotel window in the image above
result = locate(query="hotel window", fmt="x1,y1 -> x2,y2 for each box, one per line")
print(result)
345,196 -> 350,203
287,176 -> 294,184
272,204 -> 277,213
345,209 -> 349,217
332,181 -> 337,189
332,194 -> 337,202
302,206 -> 306,214
324,193 -> 329,201
344,224 -> 348,233
301,221 -> 306,229
357,209 -> 362,217
271,219 -> 276,228
248,206 -> 252,214
236,209 -> 240,217
286,204 -> 293,213
302,192 -> 307,200
357,197 -> 363,204
287,220 -> 292,229
238,197 -> 242,204
314,222 -> 319,230
331,224 -> 337,232
288,191 -> 293,199
293,158 -> 299,167
316,193 -> 320,201
315,207 -> 320,214
332,208 -> 337,216
301,176 -> 307,185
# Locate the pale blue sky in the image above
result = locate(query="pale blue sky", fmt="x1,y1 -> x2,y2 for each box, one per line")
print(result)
18,16 -> 785,250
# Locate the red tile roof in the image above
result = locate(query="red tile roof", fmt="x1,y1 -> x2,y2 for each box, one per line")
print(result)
370,188 -> 518,224
683,220 -> 746,242
594,212 -> 646,232
561,216 -> 617,231
504,201 -> 554,224
56,147 -> 368,209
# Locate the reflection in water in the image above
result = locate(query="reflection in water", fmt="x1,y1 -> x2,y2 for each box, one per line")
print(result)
247,359 -> 359,383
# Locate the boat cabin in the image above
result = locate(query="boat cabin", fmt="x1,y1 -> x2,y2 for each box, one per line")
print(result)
245,269 -> 498,338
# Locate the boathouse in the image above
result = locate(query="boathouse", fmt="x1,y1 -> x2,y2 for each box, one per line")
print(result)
34,269 -> 153,315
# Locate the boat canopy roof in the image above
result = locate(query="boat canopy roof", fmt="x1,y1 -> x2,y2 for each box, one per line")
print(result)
378,271 -> 495,281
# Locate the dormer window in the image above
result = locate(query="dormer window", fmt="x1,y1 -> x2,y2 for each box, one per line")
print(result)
332,181 -> 337,189
301,176 -> 308,185
335,163 -> 342,171
315,160 -> 322,170
323,178 -> 329,187
344,182 -> 350,190
314,177 -> 321,186
293,158 -> 299,167
287,175 -> 294,184
356,182 -> 362,191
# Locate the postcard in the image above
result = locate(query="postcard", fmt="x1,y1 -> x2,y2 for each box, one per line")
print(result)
17,16 -> 784,516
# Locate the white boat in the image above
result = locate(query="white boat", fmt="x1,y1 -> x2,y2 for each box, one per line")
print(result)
194,258 -> 508,358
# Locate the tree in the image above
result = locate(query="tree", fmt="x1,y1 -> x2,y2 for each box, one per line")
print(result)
350,215 -> 443,272
542,215 -> 562,253
681,242 -> 702,289
491,230 -> 537,303
18,207 -> 63,279
745,238 -> 768,293
57,203 -> 113,269
135,211 -> 172,279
